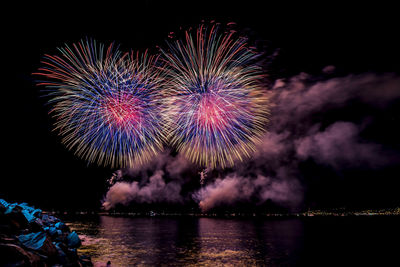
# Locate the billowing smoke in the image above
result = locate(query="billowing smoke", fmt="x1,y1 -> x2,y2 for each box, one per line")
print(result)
102,153 -> 193,210
193,174 -> 302,212
103,170 -> 182,210
267,72 -> 400,171
295,121 -> 395,169
103,69 -> 400,211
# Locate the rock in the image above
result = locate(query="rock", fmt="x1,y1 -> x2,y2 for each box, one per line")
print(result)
80,255 -> 94,267
2,207 -> 29,232
17,232 -> 47,250
0,243 -> 42,266
54,241 -> 85,266
54,241 -> 69,265
39,234 -> 59,260
29,219 -> 45,233
0,199 -> 92,266
42,214 -> 59,226
0,234 -> 17,244
17,231 -> 58,262
0,202 -> 6,213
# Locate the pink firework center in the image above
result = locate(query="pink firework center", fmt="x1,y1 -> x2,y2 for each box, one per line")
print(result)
102,94 -> 144,129
196,94 -> 231,130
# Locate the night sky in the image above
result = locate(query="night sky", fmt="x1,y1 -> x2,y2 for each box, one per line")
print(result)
2,2 -> 399,211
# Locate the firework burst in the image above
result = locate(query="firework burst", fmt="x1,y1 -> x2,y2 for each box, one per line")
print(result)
35,40 -> 166,168
161,25 -> 269,169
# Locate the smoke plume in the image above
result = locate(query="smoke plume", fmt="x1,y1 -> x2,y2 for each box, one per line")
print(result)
103,69 -> 400,211
193,174 -> 302,211
103,170 -> 183,210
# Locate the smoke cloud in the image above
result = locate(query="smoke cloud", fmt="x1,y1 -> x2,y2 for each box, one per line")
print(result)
193,174 -> 302,211
103,170 -> 183,210
102,70 -> 400,211
295,121 -> 395,169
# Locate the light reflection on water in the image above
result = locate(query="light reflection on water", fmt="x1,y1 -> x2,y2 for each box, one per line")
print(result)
66,216 -> 400,266
67,216 -> 303,266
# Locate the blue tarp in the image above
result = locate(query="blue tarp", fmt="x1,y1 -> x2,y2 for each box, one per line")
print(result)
55,222 -> 65,229
21,209 -> 36,222
4,199 -> 82,250
1,200 -> 42,222
67,231 -> 81,248
4,203 -> 18,214
17,232 -> 47,251
0,198 -> 9,208
19,203 -> 42,222
44,226 -> 58,236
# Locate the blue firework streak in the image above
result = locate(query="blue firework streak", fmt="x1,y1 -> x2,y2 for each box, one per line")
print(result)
35,40 -> 166,168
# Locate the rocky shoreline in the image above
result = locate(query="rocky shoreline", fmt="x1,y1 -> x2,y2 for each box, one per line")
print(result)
0,199 -> 93,266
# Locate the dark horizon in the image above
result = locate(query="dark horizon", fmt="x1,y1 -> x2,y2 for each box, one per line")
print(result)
2,1 -> 400,212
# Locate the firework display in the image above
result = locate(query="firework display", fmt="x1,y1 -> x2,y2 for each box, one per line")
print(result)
35,40 -> 166,168
161,25 -> 269,168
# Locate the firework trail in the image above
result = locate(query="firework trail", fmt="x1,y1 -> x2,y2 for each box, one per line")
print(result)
35,39 -> 166,168
161,25 -> 269,169
199,167 -> 210,185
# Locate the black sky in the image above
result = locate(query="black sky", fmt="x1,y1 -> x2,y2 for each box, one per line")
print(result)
2,1 -> 399,210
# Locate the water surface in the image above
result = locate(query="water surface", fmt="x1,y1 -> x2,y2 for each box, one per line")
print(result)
66,215 -> 400,266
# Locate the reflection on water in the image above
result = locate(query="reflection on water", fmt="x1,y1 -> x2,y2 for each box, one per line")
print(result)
66,216 -> 400,266
67,216 -> 303,266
